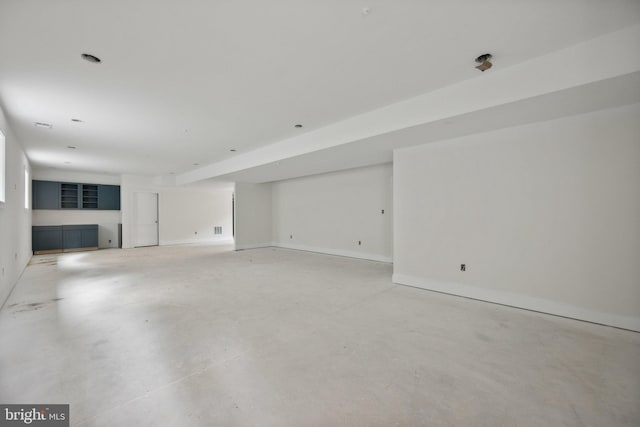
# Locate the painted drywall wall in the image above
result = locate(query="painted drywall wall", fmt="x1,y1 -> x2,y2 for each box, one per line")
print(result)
393,103 -> 640,331
234,182 -> 272,250
159,187 -> 233,245
31,169 -> 120,185
121,175 -> 235,248
31,169 -> 122,248
0,109 -> 32,307
272,163 -> 393,262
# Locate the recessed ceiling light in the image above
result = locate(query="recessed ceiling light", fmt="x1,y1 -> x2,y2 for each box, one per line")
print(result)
230,149 -> 237,152
34,122 -> 52,129
67,146 -> 77,149
169,172 -> 175,175
64,161 -> 71,164
71,118 -> 83,123
474,53 -> 493,72
81,53 -> 101,63
294,124 -> 303,128
193,163 -> 199,166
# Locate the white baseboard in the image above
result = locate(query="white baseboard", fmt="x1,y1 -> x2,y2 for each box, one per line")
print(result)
160,238 -> 234,246
274,242 -> 392,263
234,242 -> 275,251
392,273 -> 640,332
0,256 -> 30,311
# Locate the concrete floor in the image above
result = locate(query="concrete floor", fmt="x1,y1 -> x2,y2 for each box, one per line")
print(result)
0,245 -> 639,427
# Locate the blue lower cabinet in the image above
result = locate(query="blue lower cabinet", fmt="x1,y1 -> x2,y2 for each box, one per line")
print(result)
32,226 -> 63,253
81,225 -> 99,247
63,225 -> 99,251
63,229 -> 83,249
33,225 -> 99,254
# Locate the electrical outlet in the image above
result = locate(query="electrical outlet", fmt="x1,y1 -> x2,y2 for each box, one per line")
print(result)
1,267 -> 4,276
194,231 -> 197,235
461,264 -> 466,272
14,253 -> 17,260
358,241 -> 362,245
290,234 -> 293,239
381,209 -> 385,214
108,239 -> 112,244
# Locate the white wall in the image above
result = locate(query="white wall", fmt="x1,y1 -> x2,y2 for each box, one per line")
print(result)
0,109 -> 32,307
121,174 -> 235,248
272,164 -> 393,262
159,187 -> 233,245
393,103 -> 640,331
31,169 -> 122,248
31,169 -> 120,185
234,183 -> 272,250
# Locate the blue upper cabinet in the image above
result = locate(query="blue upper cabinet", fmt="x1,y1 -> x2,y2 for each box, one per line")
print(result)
82,184 -> 99,209
32,180 -> 120,210
33,180 -> 60,209
60,183 -> 80,208
98,185 -> 120,210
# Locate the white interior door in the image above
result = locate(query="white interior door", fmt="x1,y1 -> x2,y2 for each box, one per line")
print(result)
134,192 -> 158,247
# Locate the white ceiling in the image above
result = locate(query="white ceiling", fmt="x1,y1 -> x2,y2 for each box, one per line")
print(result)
1,1 -> 639,182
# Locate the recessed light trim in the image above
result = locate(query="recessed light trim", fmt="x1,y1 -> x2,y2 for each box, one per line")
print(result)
81,53 -> 101,63
474,53 -> 493,72
193,163 -> 199,166
67,146 -> 77,149
34,122 -> 52,129
230,149 -> 237,152
71,118 -> 83,123
294,124 -> 303,128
